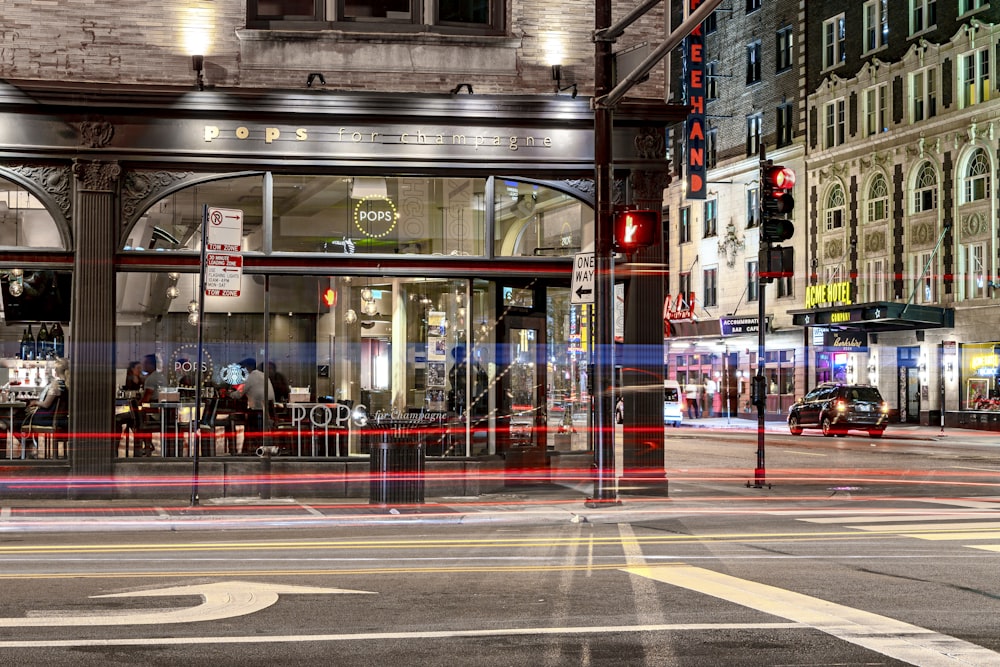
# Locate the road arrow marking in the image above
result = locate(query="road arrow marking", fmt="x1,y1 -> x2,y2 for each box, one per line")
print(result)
0,581 -> 375,627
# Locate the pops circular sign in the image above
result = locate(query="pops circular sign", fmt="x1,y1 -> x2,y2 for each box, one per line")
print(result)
354,195 -> 398,238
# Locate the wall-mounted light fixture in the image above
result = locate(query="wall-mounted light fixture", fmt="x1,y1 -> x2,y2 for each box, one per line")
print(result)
551,64 -> 578,98
192,54 -> 205,91
867,352 -> 878,386
944,359 -> 956,384
918,351 -> 929,387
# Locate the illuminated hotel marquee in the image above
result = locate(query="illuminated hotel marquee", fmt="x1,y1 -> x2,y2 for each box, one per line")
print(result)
805,280 -> 853,309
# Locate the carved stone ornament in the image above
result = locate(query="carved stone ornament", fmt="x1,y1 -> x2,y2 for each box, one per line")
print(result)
717,220 -> 745,269
563,178 -> 595,201
824,238 -> 845,260
911,220 -> 936,246
122,169 -> 195,222
5,164 -> 72,223
859,152 -> 890,170
631,169 -> 671,204
77,119 -> 115,148
633,127 -> 665,160
961,211 -> 989,240
864,230 -> 887,254
72,160 -> 121,192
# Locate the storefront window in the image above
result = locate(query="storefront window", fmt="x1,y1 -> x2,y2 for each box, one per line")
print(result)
961,342 -> 1000,410
124,174 -> 489,257
495,181 -> 592,257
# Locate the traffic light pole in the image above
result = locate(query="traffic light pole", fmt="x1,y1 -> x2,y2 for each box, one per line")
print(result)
752,147 -> 768,489
754,240 -> 768,489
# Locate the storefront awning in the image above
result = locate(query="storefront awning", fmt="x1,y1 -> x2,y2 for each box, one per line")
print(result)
789,301 -> 954,332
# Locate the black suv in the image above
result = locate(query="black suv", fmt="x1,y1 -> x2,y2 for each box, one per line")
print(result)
788,383 -> 889,438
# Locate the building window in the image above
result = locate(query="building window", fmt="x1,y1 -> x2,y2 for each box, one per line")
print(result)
703,267 -> 718,308
776,26 -> 793,72
679,272 -> 692,302
747,186 -> 760,228
746,0 -> 761,13
704,199 -> 718,238
746,41 -> 761,84
867,173 -> 890,223
959,0 -> 988,15
247,0 -> 502,32
965,148 -> 991,203
913,161 -> 938,213
704,10 -> 717,35
863,0 -> 888,54
863,83 -> 889,136
826,184 -> 846,231
776,103 -> 793,147
864,257 -> 889,302
680,206 -> 691,244
706,61 -> 719,100
913,251 -> 936,304
910,66 -> 938,122
962,242 -> 987,300
823,14 -> 846,70
910,0 -> 937,35
747,260 -> 759,302
823,98 -> 846,148
706,127 -> 718,169
776,272 -> 793,298
960,47 -> 991,108
746,113 -> 762,157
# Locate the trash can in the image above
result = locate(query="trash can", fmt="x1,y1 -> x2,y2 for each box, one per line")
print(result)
368,423 -> 425,505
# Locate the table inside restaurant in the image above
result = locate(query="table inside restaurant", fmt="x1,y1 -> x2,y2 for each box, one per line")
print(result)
1,401 -> 26,459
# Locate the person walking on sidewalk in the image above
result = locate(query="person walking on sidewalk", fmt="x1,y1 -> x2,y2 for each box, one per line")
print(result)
685,382 -> 701,419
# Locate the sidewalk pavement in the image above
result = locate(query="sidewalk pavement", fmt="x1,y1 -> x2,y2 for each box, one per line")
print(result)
0,417 -> 990,531
683,414 -> 954,441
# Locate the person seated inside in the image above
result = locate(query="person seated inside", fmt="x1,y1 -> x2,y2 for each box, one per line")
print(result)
21,357 -> 69,459
229,358 -> 275,455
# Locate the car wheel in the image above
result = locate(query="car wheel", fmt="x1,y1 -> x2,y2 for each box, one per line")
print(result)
821,416 -> 835,437
869,429 -> 884,439
788,415 -> 803,436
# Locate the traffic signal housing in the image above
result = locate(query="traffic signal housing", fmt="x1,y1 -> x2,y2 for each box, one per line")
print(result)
760,162 -> 796,243
613,209 -> 658,253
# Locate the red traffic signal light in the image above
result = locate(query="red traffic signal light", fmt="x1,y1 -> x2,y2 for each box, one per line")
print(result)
613,209 -> 658,252
762,164 -> 796,216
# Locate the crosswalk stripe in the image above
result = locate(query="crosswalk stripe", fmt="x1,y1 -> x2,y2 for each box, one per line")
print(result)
850,521 -> 1000,533
801,512 -> 1000,524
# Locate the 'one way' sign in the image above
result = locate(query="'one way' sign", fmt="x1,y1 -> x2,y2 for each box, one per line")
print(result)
571,252 -> 595,304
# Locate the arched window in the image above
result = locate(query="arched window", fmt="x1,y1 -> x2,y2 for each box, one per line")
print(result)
866,173 -> 889,224
0,176 -> 64,250
965,148 -> 991,203
825,183 -> 845,231
913,161 -> 938,213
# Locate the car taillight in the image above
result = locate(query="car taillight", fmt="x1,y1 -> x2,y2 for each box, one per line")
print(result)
880,401 -> 889,414
835,400 -> 846,412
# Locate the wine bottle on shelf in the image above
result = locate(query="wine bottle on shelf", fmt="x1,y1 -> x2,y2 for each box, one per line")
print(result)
50,322 -> 65,358
36,323 -> 50,360
18,328 -> 30,360
24,324 -> 35,361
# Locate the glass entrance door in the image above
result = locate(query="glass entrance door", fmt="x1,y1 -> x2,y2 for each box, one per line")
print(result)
499,313 -> 549,484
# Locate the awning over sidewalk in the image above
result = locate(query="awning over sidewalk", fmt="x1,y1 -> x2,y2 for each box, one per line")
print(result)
789,301 -> 954,332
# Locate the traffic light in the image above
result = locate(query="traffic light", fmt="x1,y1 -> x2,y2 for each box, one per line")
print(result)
321,286 -> 337,308
613,209 -> 658,253
760,162 -> 796,243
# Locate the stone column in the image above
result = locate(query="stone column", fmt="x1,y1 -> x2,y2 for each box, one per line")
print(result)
620,126 -> 670,494
69,159 -> 120,497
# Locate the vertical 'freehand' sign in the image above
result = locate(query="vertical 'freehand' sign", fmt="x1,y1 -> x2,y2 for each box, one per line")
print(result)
685,0 -> 706,200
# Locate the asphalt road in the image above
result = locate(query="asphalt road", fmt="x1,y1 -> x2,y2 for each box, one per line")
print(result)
0,428 -> 999,665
